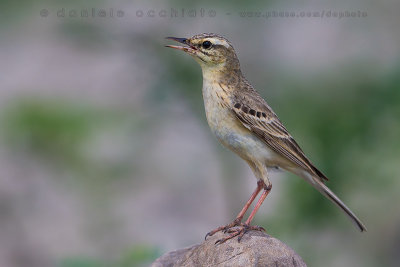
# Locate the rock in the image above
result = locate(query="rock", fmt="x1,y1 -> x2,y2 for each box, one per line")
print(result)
151,229 -> 307,267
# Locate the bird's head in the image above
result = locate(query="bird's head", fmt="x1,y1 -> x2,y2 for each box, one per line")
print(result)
166,33 -> 240,72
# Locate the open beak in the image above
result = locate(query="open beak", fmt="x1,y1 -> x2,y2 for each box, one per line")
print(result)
165,37 -> 197,53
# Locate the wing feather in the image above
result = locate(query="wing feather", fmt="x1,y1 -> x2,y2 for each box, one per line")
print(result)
231,99 -> 328,182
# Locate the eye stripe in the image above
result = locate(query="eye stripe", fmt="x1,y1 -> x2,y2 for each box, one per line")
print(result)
211,38 -> 230,48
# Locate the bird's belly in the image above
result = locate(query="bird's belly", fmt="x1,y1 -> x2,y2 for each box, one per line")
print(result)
206,106 -> 277,166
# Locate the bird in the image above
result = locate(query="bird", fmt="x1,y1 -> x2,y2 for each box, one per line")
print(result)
165,33 -> 366,244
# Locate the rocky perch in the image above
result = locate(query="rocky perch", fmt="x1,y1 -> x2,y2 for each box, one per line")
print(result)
151,229 -> 307,267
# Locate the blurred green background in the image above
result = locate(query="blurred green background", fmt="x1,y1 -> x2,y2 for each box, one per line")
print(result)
1,0 -> 399,266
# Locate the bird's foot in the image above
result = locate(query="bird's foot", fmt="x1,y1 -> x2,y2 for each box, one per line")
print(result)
204,218 -> 242,240
214,224 -> 265,244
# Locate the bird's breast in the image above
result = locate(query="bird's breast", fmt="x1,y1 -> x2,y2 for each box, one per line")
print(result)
201,81 -> 275,163
202,81 -> 239,140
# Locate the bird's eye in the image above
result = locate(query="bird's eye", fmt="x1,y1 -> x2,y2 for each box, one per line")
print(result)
202,40 -> 212,49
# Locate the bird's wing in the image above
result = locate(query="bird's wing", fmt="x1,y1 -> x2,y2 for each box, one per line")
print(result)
231,92 -> 328,182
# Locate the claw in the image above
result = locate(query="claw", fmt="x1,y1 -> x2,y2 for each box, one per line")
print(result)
215,230 -> 242,244
210,224 -> 267,244
237,227 -> 248,243
205,219 -> 241,239
204,232 -> 210,240
205,226 -> 225,240
205,220 -> 266,244
250,225 -> 265,232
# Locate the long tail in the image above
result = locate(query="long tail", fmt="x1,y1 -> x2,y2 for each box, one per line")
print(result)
309,175 -> 367,232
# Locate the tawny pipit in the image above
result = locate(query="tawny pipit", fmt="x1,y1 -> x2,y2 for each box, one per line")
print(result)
166,33 -> 366,243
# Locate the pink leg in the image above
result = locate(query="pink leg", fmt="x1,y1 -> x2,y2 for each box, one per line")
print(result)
215,184 -> 272,244
245,184 -> 272,225
205,180 -> 264,239
235,180 -> 264,222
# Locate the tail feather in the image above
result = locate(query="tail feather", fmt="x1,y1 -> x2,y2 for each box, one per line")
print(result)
311,176 -> 367,232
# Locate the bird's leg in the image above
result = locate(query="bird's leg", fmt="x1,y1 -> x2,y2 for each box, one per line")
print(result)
244,184 -> 272,226
215,184 -> 272,244
205,180 -> 264,240
232,180 -> 265,224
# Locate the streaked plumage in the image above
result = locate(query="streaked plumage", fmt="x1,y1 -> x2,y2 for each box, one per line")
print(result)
166,33 -> 366,242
